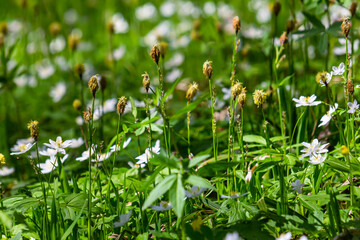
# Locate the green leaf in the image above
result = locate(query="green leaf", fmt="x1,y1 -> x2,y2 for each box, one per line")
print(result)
327,21 -> 342,37
130,96 -> 138,119
169,174 -> 185,218
243,135 -> 266,145
150,152 -> 180,169
298,195 -> 321,212
162,77 -> 182,104
63,193 -> 87,210
142,174 -> 177,210
170,94 -> 208,119
278,74 -> 293,87
318,33 -> 328,54
9,232 -> 21,240
293,28 -> 324,41
326,157 -> 350,173
188,154 -> 210,168
135,126 -> 146,136
302,11 -> 325,29
61,201 -> 86,240
186,175 -> 215,191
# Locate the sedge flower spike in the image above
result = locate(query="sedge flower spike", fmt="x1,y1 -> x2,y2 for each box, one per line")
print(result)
27,120 -> 39,141
117,96 -> 127,115
88,75 -> 99,98
292,94 -> 321,107
316,71 -> 332,87
202,60 -> 213,79
186,82 -> 199,101
253,89 -> 267,108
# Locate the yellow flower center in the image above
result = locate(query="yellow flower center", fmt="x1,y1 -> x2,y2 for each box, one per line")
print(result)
20,144 -> 27,151
55,140 -> 63,147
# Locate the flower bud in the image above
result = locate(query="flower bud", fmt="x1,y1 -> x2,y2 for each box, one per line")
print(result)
341,18 -> 351,38
280,32 -> 288,46
350,2 -> 357,17
232,16 -> 241,34
186,82 -> 199,101
49,22 -> 61,37
107,21 -> 115,35
202,60 -> 213,79
100,75 -> 107,93
341,145 -> 349,155
0,153 -> 5,165
231,82 -> 243,101
286,19 -> 295,33
117,96 -> 127,115
27,120 -> 39,141
270,1 -> 281,16
159,41 -> 168,59
68,33 -> 80,51
150,45 -> 160,65
0,22 -> 7,36
142,72 -> 150,93
74,63 -> 85,79
83,110 -> 92,123
253,89 -> 268,108
73,99 -> 82,111
88,75 -> 99,98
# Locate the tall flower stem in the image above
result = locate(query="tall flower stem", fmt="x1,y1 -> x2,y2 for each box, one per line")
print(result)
87,97 -> 95,239
146,93 -> 152,150
187,100 -> 191,156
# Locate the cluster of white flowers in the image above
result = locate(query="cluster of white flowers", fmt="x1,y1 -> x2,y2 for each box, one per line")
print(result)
301,139 -> 329,165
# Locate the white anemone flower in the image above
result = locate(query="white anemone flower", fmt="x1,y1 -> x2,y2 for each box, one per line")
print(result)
185,186 -> 206,198
36,61 -> 55,79
135,140 -> 160,167
69,138 -> 84,148
44,136 -> 72,154
76,145 -> 96,162
50,82 -> 66,102
300,236 -> 308,240
319,103 -> 338,127
0,166 -> 15,176
292,95 -> 321,107
291,179 -> 305,194
308,153 -> 327,165
348,100 -> 359,114
150,201 -> 172,211
114,210 -> 132,228
112,13 -> 129,33
38,154 -> 68,174
300,139 -> 329,158
92,152 -> 112,162
224,232 -> 242,240
10,142 -> 36,155
277,232 -> 292,240
39,148 -> 58,157
110,137 -> 131,152
331,62 -> 345,76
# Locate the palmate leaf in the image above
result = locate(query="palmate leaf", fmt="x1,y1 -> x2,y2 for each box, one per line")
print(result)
302,11 -> 325,29
142,174 -> 176,210
169,174 -> 185,218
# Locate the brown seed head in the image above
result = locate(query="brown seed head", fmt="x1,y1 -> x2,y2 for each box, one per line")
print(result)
286,19 -> 296,33
74,63 -> 85,79
150,45 -> 161,65
27,120 -> 39,141
270,1 -> 281,16
107,21 -> 115,35
142,72 -> 151,93
341,18 -> 351,38
350,2 -> 357,17
233,16 -> 241,34
100,75 -> 107,92
238,87 -> 247,109
0,22 -> 7,36
117,96 -> 128,115
49,22 -> 61,37
186,82 -> 199,101
253,89 -> 268,108
0,153 -> 5,165
88,75 -> 99,98
347,80 -> 354,95
68,33 -> 80,51
83,110 -> 92,123
280,32 -> 288,46
159,41 -> 168,59
231,82 -> 243,101
203,60 -> 213,79
73,99 -> 82,111
0,33 -> 4,48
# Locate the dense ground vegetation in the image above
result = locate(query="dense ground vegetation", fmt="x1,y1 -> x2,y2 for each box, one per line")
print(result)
1,0 -> 360,239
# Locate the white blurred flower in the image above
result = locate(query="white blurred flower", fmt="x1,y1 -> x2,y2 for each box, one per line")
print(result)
114,210 -> 132,228
291,179 -> 305,194
348,100 -> 359,114
292,95 -> 321,107
165,53 -> 184,69
331,62 -> 345,76
110,137 -> 131,152
76,116 -> 84,126
160,1 -> 176,17
44,136 -> 72,154
49,36 -> 66,54
300,139 -> 329,159
166,68 -> 182,82
36,61 -> 55,79
76,145 -> 96,162
14,75 -> 37,87
135,140 -> 160,167
203,2 -> 216,15
64,9 -> 78,25
277,232 -> 291,240
150,201 -> 172,211
222,87 -> 231,100
50,82 -> 66,102
309,153 -> 327,165
299,236 -> 308,240
38,154 -> 68,174
135,3 -> 157,21
112,13 -> 129,33
113,45 -> 126,60
39,148 -> 57,157
0,166 -> 15,176
93,152 -> 112,162
224,232 -> 242,240
10,142 -> 35,155
69,138 -> 84,148
185,186 -> 206,198
319,103 -> 338,127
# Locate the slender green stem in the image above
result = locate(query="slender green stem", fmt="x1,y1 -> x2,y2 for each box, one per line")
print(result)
87,97 -> 95,239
